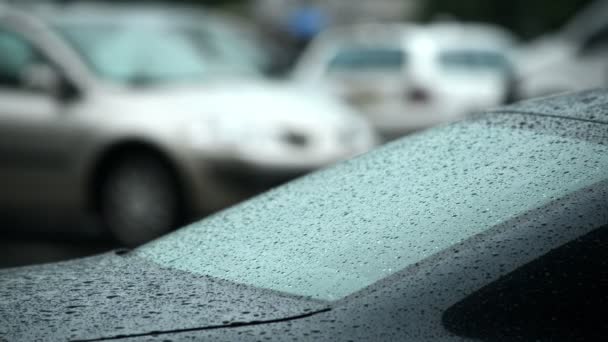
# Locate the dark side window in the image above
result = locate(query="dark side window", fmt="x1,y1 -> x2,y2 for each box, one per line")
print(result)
442,224 -> 608,341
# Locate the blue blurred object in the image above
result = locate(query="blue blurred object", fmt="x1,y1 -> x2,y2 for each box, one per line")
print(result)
287,5 -> 328,40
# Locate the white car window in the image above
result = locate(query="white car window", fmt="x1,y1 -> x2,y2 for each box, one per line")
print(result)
439,49 -> 510,73
58,24 -> 259,85
328,47 -> 405,73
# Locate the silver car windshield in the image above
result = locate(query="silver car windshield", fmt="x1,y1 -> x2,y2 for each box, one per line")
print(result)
136,119 -> 608,301
57,24 -> 260,85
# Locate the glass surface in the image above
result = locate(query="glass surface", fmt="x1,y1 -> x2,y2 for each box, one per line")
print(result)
137,120 -> 608,300
57,24 -> 259,85
439,50 -> 510,71
0,30 -> 35,86
328,47 -> 405,72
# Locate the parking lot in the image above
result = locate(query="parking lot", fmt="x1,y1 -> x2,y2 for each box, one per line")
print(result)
2,0 -> 608,341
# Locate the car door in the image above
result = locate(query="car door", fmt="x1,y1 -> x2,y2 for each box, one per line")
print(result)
0,25 -> 87,219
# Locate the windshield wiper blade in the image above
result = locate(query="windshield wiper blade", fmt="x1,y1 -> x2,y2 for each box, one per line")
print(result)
71,307 -> 332,342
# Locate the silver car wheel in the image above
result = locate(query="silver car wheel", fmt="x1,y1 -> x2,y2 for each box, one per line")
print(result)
100,155 -> 179,246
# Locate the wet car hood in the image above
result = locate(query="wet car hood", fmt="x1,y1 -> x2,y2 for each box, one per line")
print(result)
0,251 -> 329,341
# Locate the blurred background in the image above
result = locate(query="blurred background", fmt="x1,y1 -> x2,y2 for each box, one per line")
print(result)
0,0 -> 603,268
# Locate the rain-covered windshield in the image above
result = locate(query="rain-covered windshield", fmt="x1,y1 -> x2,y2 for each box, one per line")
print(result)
137,117 -> 608,301
57,23 -> 260,85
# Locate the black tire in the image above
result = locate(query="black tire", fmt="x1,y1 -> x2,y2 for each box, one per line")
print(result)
99,153 -> 180,246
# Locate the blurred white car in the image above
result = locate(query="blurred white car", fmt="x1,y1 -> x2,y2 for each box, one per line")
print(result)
293,22 -> 516,139
0,3 -> 377,245
514,0 -> 608,99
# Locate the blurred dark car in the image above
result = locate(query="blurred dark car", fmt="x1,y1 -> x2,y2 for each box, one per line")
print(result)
0,3 -> 376,245
2,90 -> 608,341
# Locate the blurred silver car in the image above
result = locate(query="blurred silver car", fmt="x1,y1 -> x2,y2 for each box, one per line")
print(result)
294,22 -> 516,139
0,4 -> 376,245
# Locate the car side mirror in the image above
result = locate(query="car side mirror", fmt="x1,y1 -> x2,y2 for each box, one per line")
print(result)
20,64 -> 79,102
